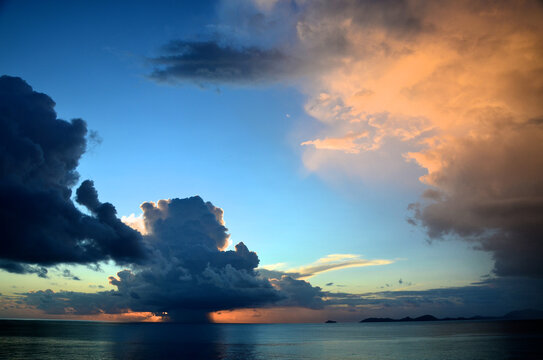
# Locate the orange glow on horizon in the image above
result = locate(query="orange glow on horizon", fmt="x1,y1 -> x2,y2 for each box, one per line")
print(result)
211,307 -> 327,323
34,311 -> 165,323
85,312 -> 165,322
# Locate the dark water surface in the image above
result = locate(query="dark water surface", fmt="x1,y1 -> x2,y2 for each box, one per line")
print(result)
1,319 -> 541,359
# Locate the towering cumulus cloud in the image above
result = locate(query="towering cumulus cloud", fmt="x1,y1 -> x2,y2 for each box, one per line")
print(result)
110,197 -> 282,322
22,197 -> 328,322
149,0 -> 543,278
0,76 -> 145,275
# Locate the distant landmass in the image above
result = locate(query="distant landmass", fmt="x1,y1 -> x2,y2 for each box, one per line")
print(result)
325,320 -> 337,323
360,309 -> 543,323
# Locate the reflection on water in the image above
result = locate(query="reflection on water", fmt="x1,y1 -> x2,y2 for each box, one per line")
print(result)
1,319 -> 542,359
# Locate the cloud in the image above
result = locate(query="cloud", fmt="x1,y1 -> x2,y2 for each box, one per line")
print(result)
301,131 -> 369,154
408,120 -> 543,277
259,262 -> 287,271
161,0 -> 543,278
148,40 -> 298,85
291,0 -> 543,277
322,276 -> 543,318
22,289 -> 130,316
61,269 -> 80,281
107,196 -> 283,322
289,254 -> 392,280
14,277 -> 543,322
0,75 -> 329,322
209,276 -> 543,322
254,253 -> 393,309
258,253 -> 393,281
18,196 -> 332,322
269,276 -> 325,309
0,261 -> 48,278
0,76 -> 146,274
120,213 -> 147,235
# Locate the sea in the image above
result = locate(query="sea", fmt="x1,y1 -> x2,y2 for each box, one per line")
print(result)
0,319 -> 542,359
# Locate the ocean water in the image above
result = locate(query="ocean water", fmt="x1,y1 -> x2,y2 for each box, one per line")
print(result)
0,319 -> 541,359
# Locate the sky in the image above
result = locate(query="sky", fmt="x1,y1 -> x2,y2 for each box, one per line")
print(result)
0,0 -> 542,323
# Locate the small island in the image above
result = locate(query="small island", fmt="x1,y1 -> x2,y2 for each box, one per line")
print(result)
360,309 -> 543,323
325,320 -> 337,323
360,315 -> 438,323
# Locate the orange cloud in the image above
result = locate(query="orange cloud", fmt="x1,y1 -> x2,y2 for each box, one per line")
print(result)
255,0 -> 543,276
301,131 -> 369,153
295,1 -> 543,183
121,213 -> 148,235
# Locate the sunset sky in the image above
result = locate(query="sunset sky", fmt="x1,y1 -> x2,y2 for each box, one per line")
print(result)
1,0 -> 542,323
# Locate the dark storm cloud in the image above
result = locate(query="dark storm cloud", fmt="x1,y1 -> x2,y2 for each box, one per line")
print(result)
269,276 -> 325,309
17,196 -> 332,322
148,40 -> 298,85
409,121 -> 543,278
0,260 -> 48,278
0,75 -> 145,273
108,197 -> 331,320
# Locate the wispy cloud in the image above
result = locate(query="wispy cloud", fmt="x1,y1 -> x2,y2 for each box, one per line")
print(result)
301,131 -> 369,154
260,262 -> 288,271
290,254 -> 392,280
261,254 -> 393,281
